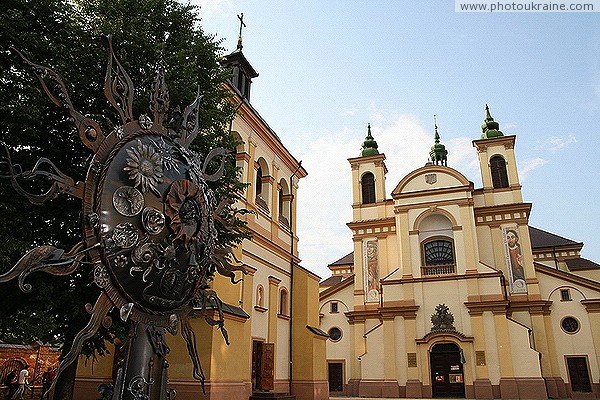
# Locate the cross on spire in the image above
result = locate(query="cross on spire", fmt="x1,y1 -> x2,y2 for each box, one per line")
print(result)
237,13 -> 246,50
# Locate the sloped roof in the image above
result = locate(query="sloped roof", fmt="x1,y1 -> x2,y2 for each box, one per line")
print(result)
320,275 -> 344,287
319,275 -> 355,300
566,257 -> 600,271
529,226 -> 582,249
328,252 -> 354,267
535,262 -> 600,291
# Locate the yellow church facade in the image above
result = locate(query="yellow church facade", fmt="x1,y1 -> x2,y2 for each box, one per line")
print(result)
319,111 -> 600,399
75,37 -> 328,400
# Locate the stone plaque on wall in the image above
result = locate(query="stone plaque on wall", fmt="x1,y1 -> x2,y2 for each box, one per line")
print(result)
407,352 -> 417,367
476,350 -> 486,366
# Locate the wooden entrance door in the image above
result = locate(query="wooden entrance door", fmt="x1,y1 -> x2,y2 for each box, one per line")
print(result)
252,340 -> 274,391
430,343 -> 465,398
328,362 -> 344,392
567,357 -> 592,393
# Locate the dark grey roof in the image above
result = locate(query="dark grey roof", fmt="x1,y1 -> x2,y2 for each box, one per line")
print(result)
222,49 -> 259,78
221,302 -> 250,319
328,252 -> 354,267
320,275 -> 344,287
529,226 -> 582,249
306,325 -> 329,337
566,257 -> 600,271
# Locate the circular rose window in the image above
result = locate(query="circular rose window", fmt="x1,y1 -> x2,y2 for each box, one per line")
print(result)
561,317 -> 580,334
328,327 -> 342,342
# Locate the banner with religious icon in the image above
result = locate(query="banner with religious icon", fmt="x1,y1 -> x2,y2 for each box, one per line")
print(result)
502,225 -> 527,294
364,240 -> 380,302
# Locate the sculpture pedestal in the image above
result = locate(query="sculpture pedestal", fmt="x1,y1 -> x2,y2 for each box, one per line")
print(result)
111,322 -> 173,400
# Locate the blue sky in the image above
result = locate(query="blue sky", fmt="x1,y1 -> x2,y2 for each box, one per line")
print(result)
196,0 -> 600,278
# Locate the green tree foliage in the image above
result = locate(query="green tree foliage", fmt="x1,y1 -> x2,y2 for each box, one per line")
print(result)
0,0 -> 248,395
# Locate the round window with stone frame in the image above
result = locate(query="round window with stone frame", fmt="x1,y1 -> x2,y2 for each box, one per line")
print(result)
328,327 -> 343,342
561,316 -> 580,334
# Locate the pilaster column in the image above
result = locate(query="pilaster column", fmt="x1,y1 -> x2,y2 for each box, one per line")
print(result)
494,312 -> 518,398
267,276 -> 281,342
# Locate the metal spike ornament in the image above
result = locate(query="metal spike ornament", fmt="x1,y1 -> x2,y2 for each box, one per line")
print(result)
0,36 -> 247,399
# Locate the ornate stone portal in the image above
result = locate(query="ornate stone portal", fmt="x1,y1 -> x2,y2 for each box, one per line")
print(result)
0,37 -> 247,399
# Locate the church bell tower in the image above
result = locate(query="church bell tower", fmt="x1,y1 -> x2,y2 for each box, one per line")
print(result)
473,105 -> 523,206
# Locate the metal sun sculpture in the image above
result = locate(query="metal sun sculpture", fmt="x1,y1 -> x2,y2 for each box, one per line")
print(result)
0,37 -> 247,399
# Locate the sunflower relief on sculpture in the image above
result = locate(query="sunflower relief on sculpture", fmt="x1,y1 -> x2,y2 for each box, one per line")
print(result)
0,37 -> 247,398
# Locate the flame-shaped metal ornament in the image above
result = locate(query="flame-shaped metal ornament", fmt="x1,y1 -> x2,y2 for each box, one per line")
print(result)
0,36 -> 248,399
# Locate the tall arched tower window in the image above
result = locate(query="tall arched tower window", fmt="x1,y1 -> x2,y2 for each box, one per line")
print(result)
490,155 -> 509,189
255,165 -> 263,197
361,172 -> 376,204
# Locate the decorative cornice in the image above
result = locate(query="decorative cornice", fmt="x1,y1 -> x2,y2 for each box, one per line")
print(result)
394,197 -> 474,213
348,153 -> 386,164
416,331 -> 474,344
345,309 -> 381,324
383,270 -> 502,285
261,175 -> 275,184
268,275 -> 282,286
473,203 -> 532,226
507,299 -> 553,315
464,299 -> 509,315
244,265 -> 257,276
347,217 -> 395,230
392,165 -> 472,197
581,299 -> 600,313
236,152 -> 251,162
379,304 -> 420,319
472,135 -> 516,152
352,199 -> 393,209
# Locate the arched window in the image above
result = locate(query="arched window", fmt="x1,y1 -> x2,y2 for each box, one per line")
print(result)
422,238 -> 455,275
279,288 -> 289,316
490,155 -> 509,189
254,158 -> 270,212
361,172 -> 376,204
255,165 -> 263,197
278,179 -> 291,227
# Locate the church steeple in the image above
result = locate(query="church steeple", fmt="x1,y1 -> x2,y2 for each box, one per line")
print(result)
480,104 -> 504,139
221,13 -> 259,100
360,124 -> 379,157
429,115 -> 448,166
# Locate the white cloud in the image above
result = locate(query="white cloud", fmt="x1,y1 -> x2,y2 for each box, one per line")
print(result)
296,129 -> 359,278
297,114 -> 436,277
519,157 -> 548,181
547,134 -> 577,152
447,136 -> 481,185
339,108 -> 357,117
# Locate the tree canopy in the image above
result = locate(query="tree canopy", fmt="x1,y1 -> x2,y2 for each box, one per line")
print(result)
0,0 -> 246,395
